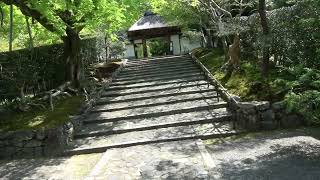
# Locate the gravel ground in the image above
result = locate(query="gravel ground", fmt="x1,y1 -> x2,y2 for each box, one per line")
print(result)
204,129 -> 320,180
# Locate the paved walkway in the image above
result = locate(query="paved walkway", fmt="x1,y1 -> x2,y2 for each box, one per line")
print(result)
205,130 -> 320,180
2,129 -> 320,179
85,140 -> 211,179
0,153 -> 102,179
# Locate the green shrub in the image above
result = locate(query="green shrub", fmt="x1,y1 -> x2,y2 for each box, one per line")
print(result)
284,90 -> 320,125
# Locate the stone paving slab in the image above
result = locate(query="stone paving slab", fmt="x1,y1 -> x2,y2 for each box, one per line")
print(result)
103,80 -> 210,96
99,84 -> 215,103
126,56 -> 191,63
86,140 -> 210,179
111,73 -> 204,86
71,123 -> 234,151
124,61 -> 195,70
118,65 -> 199,78
124,58 -> 194,68
122,65 -> 199,77
94,91 -> 218,112
108,77 -> 204,89
103,83 -> 210,97
204,131 -> 320,180
124,60 -> 195,69
115,68 -> 201,82
87,98 -> 223,121
0,153 -> 102,180
79,108 -> 230,135
125,56 -> 192,65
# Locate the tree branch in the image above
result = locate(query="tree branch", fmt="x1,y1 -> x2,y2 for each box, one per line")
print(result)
210,0 -> 232,17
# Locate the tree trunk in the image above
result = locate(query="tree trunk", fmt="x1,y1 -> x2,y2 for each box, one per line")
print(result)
25,16 -> 34,51
63,27 -> 81,88
142,39 -> 148,58
206,29 -> 213,48
9,4 -> 13,52
258,0 -> 270,78
105,36 -> 111,63
20,82 -> 25,103
200,26 -> 208,48
221,36 -> 229,62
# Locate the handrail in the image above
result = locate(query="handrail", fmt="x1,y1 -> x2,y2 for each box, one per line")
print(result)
189,53 -> 239,106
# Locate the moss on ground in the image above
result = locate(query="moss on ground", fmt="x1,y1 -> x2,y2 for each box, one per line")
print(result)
0,96 -> 85,131
194,48 -> 279,101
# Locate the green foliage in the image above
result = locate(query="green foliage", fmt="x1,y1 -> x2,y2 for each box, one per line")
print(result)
242,0 -> 320,69
151,0 -> 204,30
0,96 -> 85,131
0,0 -> 151,51
0,38 -> 102,101
284,91 -> 320,125
0,4 -> 60,51
148,38 -> 170,56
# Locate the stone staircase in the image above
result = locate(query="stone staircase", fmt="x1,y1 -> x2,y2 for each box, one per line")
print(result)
66,55 -> 238,155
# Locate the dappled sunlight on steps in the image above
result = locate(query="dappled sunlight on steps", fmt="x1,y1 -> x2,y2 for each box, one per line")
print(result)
65,55 -> 239,156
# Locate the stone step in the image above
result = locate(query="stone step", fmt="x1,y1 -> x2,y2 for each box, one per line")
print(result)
106,78 -> 205,91
124,61 -> 195,71
94,90 -> 219,111
98,84 -> 215,104
97,89 -> 216,105
105,80 -> 209,95
125,58 -> 192,67
126,55 -> 187,63
128,55 -> 189,60
115,68 -> 201,82
66,123 -> 238,156
117,65 -> 200,79
120,64 -> 199,76
85,101 -> 227,124
127,57 -> 191,64
93,95 -> 219,113
102,82 -> 210,97
102,81 -> 211,97
77,108 -> 231,138
110,73 -> 204,86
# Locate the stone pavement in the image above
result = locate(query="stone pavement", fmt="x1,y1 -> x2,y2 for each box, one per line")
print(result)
204,130 -> 320,180
2,129 -> 320,179
85,140 -> 211,180
0,153 -> 102,180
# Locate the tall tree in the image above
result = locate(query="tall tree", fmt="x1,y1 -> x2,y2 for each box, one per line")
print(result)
25,16 -> 33,51
258,0 -> 270,77
0,0 -> 126,87
8,4 -> 13,52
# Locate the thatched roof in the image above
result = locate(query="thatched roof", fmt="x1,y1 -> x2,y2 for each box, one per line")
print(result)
129,12 -> 170,31
128,12 -> 181,40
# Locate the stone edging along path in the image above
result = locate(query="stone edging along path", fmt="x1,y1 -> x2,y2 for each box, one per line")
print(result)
190,53 -> 304,131
0,59 -> 128,159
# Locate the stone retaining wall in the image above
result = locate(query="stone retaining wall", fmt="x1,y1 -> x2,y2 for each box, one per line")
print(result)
0,59 -> 127,159
190,54 -> 304,131
0,116 -> 82,159
234,101 -> 304,131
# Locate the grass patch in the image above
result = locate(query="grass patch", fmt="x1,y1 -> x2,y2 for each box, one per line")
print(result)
0,96 -> 85,132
